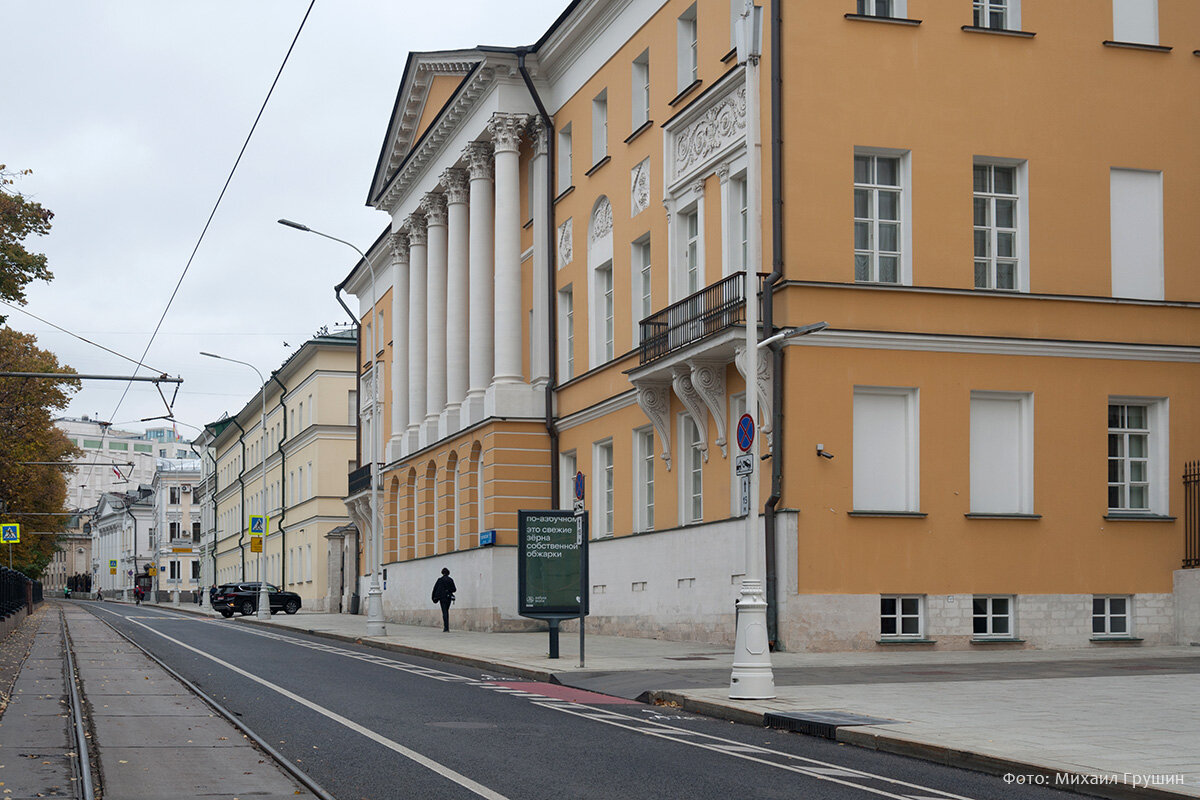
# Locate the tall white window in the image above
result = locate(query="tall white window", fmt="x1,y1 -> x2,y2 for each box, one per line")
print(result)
973,162 -> 1024,291
560,451 -> 577,509
854,151 -> 908,284
880,595 -> 923,638
1092,596 -> 1131,637
557,125 -> 573,193
1110,168 -> 1164,301
680,415 -> 704,524
558,287 -> 574,380
1108,399 -> 1168,515
634,427 -> 655,532
974,0 -> 1019,30
305,544 -> 312,581
633,237 -> 652,343
970,392 -> 1033,514
591,263 -> 614,366
632,50 -> 650,129
683,210 -> 701,294
1112,0 -> 1158,45
853,387 -> 919,512
677,4 -> 698,91
307,461 -> 313,500
594,440 -> 614,537
592,90 -> 608,165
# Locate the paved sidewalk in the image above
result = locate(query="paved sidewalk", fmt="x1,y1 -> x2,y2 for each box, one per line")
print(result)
217,604 -> 1200,800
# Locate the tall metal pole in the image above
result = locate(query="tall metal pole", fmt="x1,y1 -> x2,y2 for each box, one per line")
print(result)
278,219 -> 386,636
730,0 -> 775,700
201,352 -> 271,620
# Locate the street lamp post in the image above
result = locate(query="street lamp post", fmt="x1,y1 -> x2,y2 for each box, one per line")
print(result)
200,351 -> 271,621
278,218 -> 386,637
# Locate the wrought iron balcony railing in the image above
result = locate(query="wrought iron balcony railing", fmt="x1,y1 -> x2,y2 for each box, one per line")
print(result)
348,464 -> 372,495
638,272 -> 766,364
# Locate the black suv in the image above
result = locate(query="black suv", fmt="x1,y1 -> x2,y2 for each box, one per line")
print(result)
213,582 -> 301,617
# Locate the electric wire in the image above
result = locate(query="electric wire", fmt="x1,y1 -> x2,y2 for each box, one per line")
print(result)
0,300 -> 165,373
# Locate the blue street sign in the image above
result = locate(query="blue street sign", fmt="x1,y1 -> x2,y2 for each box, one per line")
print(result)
0,524 -> 18,544
480,529 -> 496,546
249,515 -> 265,535
736,413 -> 755,452
573,471 -> 585,501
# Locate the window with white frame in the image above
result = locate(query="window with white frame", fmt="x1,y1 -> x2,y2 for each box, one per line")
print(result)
307,461 -> 313,500
1092,595 -> 1131,636
592,90 -> 608,165
558,286 -> 574,380
633,237 -> 652,342
1110,168 -> 1164,301
1112,0 -> 1158,45
880,595 -> 923,638
970,391 -> 1033,514
677,4 -> 698,92
634,427 -> 655,532
560,451 -> 577,509
557,125 -> 573,193
973,0 -> 1020,30
1108,399 -> 1168,514
973,162 -> 1022,290
857,0 -> 905,17
680,415 -> 704,524
730,176 -> 748,275
591,262 -> 614,365
632,50 -> 650,129
972,596 -> 1014,638
169,560 -> 180,580
853,387 -> 919,512
854,151 -> 907,284
683,209 -> 701,294
191,561 -> 200,580
594,440 -> 614,537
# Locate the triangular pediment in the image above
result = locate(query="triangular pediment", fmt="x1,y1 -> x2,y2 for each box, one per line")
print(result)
367,50 -> 484,207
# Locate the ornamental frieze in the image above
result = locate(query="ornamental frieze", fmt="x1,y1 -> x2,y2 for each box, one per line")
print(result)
669,84 -> 747,186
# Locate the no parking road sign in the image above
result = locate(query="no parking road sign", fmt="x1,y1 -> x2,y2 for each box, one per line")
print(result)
736,413 -> 755,452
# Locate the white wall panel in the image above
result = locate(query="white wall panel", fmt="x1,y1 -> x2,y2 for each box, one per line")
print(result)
1110,168 -> 1164,300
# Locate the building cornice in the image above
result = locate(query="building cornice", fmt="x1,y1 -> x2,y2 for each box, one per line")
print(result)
788,330 -> 1200,362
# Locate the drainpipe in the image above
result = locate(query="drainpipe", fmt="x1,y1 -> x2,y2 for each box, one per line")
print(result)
334,280 -> 363,467
516,49 -> 560,509
270,373 -> 289,587
763,0 -> 785,650
230,417 -> 248,581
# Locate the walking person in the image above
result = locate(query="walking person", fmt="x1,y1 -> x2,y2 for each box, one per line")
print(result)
134,585 -> 143,606
431,568 -> 456,632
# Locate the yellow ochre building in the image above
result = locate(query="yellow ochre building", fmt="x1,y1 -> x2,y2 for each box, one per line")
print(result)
337,0 -> 1200,650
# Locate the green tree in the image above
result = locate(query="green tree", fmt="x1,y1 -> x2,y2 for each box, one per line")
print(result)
0,327 -> 79,577
0,165 -> 54,323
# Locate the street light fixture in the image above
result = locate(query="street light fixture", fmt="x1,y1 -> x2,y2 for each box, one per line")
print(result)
277,218 -> 386,636
200,350 -> 271,621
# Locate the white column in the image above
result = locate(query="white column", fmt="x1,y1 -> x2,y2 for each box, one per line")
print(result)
529,117 -> 550,390
405,213 -> 428,450
387,231 -> 409,461
462,141 -> 494,425
487,113 -> 528,386
441,167 -> 470,436
422,193 -> 448,447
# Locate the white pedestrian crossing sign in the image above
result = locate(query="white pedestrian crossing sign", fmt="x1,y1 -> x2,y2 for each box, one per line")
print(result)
249,515 -> 266,535
1,524 -> 18,544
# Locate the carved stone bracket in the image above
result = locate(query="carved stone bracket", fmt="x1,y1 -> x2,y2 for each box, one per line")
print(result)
672,365 -> 710,463
689,359 -> 728,457
735,345 -> 774,442
632,379 -> 673,470
345,494 -> 379,540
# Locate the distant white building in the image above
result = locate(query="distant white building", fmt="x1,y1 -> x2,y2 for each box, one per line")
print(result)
55,417 -> 157,512
144,425 -> 196,460
92,488 -> 155,600
151,461 -> 202,601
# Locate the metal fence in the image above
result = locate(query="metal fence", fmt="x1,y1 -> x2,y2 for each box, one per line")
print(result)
1185,460 -> 1199,569
0,567 -> 38,617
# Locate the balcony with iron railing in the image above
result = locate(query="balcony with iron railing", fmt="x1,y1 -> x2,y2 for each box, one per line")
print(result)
638,272 -> 766,365
348,464 -> 372,496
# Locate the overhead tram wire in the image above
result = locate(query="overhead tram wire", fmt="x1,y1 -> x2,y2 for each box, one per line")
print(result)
0,300 -> 167,374
84,0 -> 317,494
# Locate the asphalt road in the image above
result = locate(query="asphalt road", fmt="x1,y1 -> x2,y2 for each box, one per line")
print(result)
88,604 -> 1086,800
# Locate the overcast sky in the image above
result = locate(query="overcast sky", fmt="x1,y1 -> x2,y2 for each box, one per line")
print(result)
2,0 -> 564,440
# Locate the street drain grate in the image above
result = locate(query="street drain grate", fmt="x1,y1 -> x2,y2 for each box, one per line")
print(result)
764,711 -> 904,740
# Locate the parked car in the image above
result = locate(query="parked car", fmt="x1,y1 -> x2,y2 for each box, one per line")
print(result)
213,582 -> 301,617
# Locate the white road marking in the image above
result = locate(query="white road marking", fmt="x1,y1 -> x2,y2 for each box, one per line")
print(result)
90,605 -> 510,800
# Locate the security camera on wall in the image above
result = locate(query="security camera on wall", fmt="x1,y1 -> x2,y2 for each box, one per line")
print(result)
816,444 -> 834,460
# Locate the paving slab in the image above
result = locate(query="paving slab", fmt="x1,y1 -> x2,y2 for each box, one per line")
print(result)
98,745 -> 310,800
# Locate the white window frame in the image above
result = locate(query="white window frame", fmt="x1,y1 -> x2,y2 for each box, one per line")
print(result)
853,386 -> 920,513
854,148 -> 912,285
677,4 -> 698,92
973,0 -> 1020,30
592,89 -> 608,165
594,440 -> 614,538
973,158 -> 1029,292
880,595 -> 923,638
590,261 -> 614,367
1092,595 -> 1132,637
1112,0 -> 1158,45
857,0 -> 906,18
1107,397 -> 1168,515
632,50 -> 650,130
969,391 -> 1034,514
972,595 -> 1015,639
633,427 -> 655,532
683,207 -> 702,294
558,286 -> 574,380
560,450 -> 577,509
679,414 -> 704,525
557,124 -> 573,193
632,236 -> 652,344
